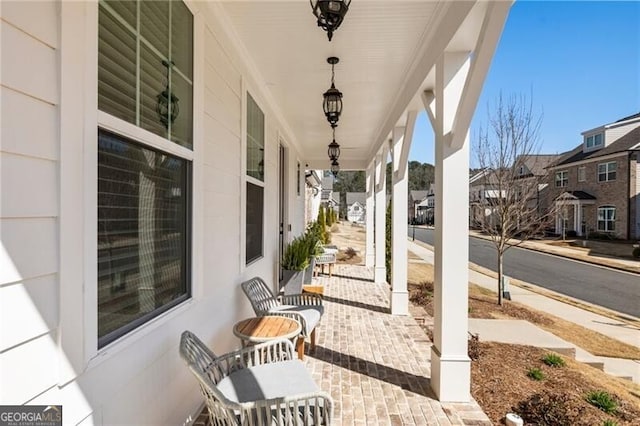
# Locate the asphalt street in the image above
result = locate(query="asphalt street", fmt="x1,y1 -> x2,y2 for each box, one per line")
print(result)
409,227 -> 640,319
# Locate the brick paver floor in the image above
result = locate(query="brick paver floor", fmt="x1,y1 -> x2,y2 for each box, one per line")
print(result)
195,263 -> 491,425
306,264 -> 491,425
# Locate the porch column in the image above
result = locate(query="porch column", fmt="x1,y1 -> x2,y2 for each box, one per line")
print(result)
365,163 -> 375,268
424,52 -> 472,402
391,114 -> 416,315
374,153 -> 386,284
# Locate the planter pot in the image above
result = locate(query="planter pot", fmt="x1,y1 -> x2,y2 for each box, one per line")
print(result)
303,256 -> 316,285
281,269 -> 304,295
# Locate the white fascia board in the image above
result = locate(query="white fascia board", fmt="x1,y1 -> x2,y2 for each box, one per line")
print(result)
547,151 -> 629,169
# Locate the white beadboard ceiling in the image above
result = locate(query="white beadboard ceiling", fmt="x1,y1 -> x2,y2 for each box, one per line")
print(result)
219,1 -> 493,169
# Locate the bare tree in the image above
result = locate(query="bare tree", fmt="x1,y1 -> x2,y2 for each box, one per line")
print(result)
473,94 -> 557,305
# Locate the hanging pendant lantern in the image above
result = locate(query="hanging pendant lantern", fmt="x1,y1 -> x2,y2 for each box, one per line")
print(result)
310,0 -> 351,41
322,57 -> 342,128
330,159 -> 340,177
327,128 -> 341,161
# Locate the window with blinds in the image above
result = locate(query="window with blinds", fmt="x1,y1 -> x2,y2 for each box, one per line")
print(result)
246,94 -> 265,264
97,0 -> 193,347
97,129 -> 191,347
98,0 -> 193,148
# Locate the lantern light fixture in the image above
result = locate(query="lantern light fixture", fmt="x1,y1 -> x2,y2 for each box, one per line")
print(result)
310,0 -> 351,41
156,60 -> 180,129
330,159 -> 340,177
322,57 -> 343,128
327,129 -> 341,161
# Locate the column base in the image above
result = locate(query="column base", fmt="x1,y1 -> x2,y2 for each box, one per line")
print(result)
374,266 -> 386,284
390,291 -> 409,315
430,346 -> 471,402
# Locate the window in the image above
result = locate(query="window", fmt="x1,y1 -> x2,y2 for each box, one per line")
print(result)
353,205 -> 360,211
246,93 -> 265,264
578,166 -> 586,182
97,130 -> 191,347
555,170 -> 568,187
98,0 -> 193,148
585,133 -> 603,149
97,0 -> 193,347
598,161 -> 617,182
597,206 -> 616,232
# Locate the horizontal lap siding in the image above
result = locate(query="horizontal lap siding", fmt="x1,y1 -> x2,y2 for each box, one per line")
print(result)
0,1 -> 60,405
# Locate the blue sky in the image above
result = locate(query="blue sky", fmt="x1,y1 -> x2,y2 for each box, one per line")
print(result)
409,1 -> 640,165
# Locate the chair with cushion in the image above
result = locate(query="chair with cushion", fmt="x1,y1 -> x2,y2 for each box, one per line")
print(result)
180,330 -> 333,425
241,276 -> 323,359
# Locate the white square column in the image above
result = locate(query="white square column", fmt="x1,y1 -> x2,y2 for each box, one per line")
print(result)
391,138 -> 409,315
374,154 -> 387,284
431,131 -> 471,402
365,164 -> 375,268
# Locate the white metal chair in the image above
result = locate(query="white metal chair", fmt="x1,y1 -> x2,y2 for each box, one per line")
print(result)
179,330 -> 333,425
241,276 -> 323,359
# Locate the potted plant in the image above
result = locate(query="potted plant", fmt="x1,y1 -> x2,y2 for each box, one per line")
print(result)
303,222 -> 324,285
281,235 -> 310,295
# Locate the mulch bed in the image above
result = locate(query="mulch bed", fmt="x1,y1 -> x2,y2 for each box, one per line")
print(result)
409,281 -> 640,425
472,342 -> 640,425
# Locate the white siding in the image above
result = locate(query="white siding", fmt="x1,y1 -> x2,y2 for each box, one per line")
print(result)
0,0 -> 61,409
1,1 -> 308,424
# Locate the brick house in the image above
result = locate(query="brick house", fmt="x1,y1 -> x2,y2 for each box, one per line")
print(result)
546,113 -> 640,239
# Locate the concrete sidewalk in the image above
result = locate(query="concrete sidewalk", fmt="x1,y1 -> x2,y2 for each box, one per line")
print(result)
407,239 -> 640,384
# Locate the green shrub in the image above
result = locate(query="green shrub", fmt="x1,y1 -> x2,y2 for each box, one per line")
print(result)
585,390 -> 618,414
602,420 -> 619,426
527,367 -> 544,381
632,247 -> 640,258
542,353 -> 566,368
282,235 -> 310,271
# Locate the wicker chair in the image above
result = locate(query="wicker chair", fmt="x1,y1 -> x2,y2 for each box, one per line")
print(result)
241,276 -> 323,359
179,331 -> 333,425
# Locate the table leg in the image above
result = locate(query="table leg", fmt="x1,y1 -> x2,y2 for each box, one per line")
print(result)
296,336 -> 305,360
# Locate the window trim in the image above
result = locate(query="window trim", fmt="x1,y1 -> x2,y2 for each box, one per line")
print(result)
96,128 -> 193,349
59,1 -> 202,375
597,205 -> 616,232
555,170 -> 568,188
597,161 -> 617,182
242,88 -> 267,267
577,166 -> 586,182
585,132 -> 604,149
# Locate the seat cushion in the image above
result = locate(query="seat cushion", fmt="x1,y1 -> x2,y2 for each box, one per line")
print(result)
216,360 -> 319,403
270,305 -> 323,335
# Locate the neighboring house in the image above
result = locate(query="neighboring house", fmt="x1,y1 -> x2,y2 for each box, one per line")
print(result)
546,113 -> 640,239
408,190 -> 429,223
469,168 -> 502,228
415,184 -> 435,225
469,155 -> 560,230
346,192 -> 366,223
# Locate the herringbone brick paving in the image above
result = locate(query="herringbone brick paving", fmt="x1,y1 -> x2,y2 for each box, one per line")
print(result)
196,264 -> 491,425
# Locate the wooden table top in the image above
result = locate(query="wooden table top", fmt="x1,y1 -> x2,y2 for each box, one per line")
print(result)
233,315 -> 301,343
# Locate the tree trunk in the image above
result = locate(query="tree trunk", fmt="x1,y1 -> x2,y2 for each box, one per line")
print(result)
497,252 -> 503,306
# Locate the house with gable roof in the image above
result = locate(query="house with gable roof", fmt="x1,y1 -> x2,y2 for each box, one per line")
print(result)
546,113 -> 640,239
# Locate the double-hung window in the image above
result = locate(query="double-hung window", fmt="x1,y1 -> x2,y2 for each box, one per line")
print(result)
585,133 -> 603,149
598,161 -> 617,182
97,0 -> 193,347
555,170 -> 568,188
597,206 -> 616,232
246,93 -> 265,264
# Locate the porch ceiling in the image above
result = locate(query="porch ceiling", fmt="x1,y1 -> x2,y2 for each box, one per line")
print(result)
219,1 -> 492,170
